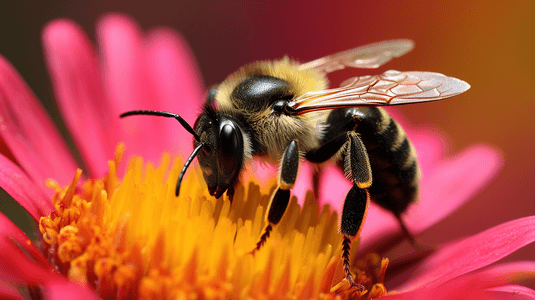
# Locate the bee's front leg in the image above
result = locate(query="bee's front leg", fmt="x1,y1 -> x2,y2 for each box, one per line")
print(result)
340,132 -> 372,290
251,140 -> 299,254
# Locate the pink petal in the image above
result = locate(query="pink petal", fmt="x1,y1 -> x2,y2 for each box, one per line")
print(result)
41,281 -> 100,300
409,127 -> 448,171
384,262 -> 535,300
144,28 -> 205,154
486,285 -> 535,300
291,161 -> 316,204
0,55 -> 78,189
1,215 -> 99,299
0,239 -> 62,285
382,282 -> 489,300
0,153 -> 52,219
98,14 -> 167,163
406,145 -> 502,232
0,281 -> 24,300
477,261 -> 535,280
395,216 -> 535,291
358,145 -> 502,253
317,164 -> 351,208
383,276 -> 499,300
248,160 -> 277,183
0,212 -> 55,284
42,19 -> 115,177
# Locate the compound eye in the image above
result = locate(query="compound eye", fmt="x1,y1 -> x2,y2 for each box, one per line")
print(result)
219,123 -> 242,174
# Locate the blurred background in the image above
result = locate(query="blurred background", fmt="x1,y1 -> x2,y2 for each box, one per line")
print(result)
1,0 -> 533,268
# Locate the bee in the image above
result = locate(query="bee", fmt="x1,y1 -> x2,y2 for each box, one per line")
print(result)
120,39 -> 470,288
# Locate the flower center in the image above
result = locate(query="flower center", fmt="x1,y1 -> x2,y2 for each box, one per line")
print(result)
38,144 -> 389,299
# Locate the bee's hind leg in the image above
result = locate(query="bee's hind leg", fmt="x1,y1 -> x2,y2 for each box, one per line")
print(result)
339,132 -> 373,290
251,140 -> 299,254
394,214 -> 416,246
394,214 -> 436,255
341,185 -> 370,291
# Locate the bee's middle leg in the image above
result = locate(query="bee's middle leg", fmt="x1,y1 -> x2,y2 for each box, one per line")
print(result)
312,164 -> 324,199
251,140 -> 299,254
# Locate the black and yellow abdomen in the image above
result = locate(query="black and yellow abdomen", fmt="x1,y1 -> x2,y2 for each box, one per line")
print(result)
354,107 -> 420,215
306,106 -> 420,216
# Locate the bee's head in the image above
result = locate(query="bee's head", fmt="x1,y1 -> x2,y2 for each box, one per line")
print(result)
119,108 -> 244,199
192,110 -> 244,199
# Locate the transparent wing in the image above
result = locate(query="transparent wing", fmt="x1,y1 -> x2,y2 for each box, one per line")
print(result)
298,39 -> 414,74
287,70 -> 470,115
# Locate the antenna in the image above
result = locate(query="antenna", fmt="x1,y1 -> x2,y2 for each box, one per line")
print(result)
175,143 -> 205,196
120,110 -> 201,142
120,110 -> 205,196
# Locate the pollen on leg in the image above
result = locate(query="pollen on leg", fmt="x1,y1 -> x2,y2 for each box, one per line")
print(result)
38,144 -> 391,299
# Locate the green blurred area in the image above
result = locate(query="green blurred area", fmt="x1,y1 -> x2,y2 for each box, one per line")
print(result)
0,188 -> 39,244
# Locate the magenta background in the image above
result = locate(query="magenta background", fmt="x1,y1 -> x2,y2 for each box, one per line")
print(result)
1,1 -> 534,265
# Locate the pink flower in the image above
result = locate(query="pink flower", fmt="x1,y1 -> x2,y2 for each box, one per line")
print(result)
1,14 -> 534,299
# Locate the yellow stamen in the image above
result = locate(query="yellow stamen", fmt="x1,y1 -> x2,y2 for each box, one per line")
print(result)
39,144 -> 389,299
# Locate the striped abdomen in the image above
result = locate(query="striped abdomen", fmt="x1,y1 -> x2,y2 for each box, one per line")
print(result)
354,107 -> 420,215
